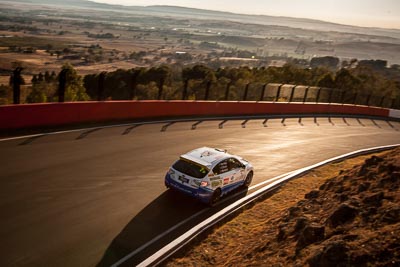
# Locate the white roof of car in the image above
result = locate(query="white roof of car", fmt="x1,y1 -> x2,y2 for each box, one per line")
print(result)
180,147 -> 230,168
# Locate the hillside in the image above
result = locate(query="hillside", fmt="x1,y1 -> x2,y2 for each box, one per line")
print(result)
5,0 -> 400,39
165,148 -> 400,266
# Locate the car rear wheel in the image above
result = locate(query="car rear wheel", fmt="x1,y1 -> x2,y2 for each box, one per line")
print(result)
209,188 -> 221,206
243,171 -> 253,187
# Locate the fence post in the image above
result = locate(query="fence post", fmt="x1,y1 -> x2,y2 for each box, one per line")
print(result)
260,84 -> 267,101
157,77 -> 165,100
379,96 -> 385,107
289,85 -> 297,102
391,98 -> 396,109
328,88 -> 334,104
98,71 -> 106,101
204,80 -> 211,100
302,86 -> 309,103
12,67 -> 23,104
182,79 -> 189,100
243,83 -> 250,101
58,69 -> 68,103
315,88 -> 322,103
340,90 -> 346,104
275,84 -> 283,102
130,70 -> 142,100
352,92 -> 358,105
365,94 -> 371,106
224,82 -> 231,101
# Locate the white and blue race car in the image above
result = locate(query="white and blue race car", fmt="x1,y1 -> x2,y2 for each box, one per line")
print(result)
165,147 -> 254,205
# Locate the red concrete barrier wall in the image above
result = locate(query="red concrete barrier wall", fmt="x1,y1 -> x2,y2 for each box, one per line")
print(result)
0,101 -> 391,130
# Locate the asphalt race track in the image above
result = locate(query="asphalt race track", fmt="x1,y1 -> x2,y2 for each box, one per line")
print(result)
0,117 -> 399,266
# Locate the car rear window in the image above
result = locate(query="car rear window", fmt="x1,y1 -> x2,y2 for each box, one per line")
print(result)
172,159 -> 208,178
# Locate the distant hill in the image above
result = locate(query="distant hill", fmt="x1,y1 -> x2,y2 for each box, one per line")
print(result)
3,0 -> 400,39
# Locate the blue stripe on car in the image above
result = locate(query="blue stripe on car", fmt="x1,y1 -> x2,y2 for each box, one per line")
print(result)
165,174 -> 214,204
165,174 -> 245,204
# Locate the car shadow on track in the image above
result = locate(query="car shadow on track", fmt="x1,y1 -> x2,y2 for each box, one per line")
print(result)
97,187 -> 248,267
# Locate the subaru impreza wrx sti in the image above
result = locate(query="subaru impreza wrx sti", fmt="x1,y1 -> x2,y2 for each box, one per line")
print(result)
165,147 -> 254,205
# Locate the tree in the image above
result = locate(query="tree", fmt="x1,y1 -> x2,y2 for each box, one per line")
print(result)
31,74 -> 38,84
59,63 -> 90,101
26,86 -> 47,103
0,84 -> 11,105
44,71 -> 51,83
129,68 -> 146,99
37,72 -> 44,82
317,73 -> 335,88
50,71 -> 57,81
146,65 -> 172,99
334,68 -> 361,92
182,65 -> 215,81
182,65 -> 216,100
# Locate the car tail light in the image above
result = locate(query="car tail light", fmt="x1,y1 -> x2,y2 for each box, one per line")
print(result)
200,181 -> 209,187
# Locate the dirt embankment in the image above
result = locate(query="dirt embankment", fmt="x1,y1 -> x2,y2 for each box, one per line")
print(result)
165,148 -> 400,266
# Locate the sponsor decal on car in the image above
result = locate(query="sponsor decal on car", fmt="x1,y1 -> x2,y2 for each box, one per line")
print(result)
210,176 -> 220,181
201,151 -> 214,157
211,180 -> 222,188
178,175 -> 189,184
223,177 -> 230,185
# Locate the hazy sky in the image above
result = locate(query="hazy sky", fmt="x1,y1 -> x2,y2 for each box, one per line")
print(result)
92,0 -> 400,29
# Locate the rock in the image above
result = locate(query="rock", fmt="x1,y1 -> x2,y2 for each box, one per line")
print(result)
357,182 -> 370,193
307,241 -> 349,267
293,217 -> 309,234
319,183 -> 326,190
361,207 -> 378,222
277,228 -> 286,241
378,163 -> 399,173
342,175 -> 350,181
296,224 -> 325,250
353,253 -> 373,265
277,223 -> 288,241
364,156 -> 383,167
305,190 -> 319,199
391,172 -> 400,179
379,172 -> 400,188
343,234 -> 358,241
327,204 -> 358,228
381,207 -> 400,224
338,193 -> 349,202
358,165 -> 368,176
319,179 -> 334,191
288,206 -> 301,217
335,186 -> 344,193
362,192 -> 384,207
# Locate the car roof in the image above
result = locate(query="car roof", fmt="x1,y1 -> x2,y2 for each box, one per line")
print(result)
180,147 -> 231,168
